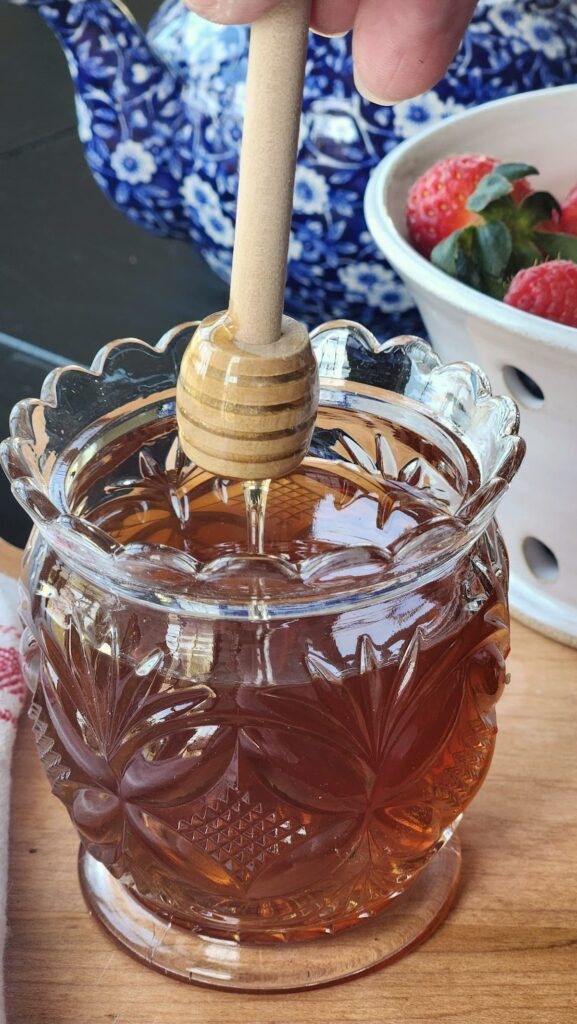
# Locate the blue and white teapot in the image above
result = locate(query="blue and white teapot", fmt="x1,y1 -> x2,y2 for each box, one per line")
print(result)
9,0 -> 577,334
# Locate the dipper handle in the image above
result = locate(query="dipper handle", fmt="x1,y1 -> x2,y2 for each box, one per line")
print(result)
177,0 -> 318,481
229,0 -> 311,347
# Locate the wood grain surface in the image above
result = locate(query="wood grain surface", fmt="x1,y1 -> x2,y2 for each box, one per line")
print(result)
3,540 -> 577,1024
0,540 -> 21,581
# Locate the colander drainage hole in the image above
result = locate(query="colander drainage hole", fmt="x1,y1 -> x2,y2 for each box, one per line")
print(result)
522,537 -> 559,582
503,366 -> 545,408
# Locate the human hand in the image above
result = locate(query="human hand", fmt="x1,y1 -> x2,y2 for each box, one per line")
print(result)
184,1 -> 478,104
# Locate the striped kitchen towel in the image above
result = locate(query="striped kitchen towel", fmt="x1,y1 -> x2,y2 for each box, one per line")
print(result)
0,575 -> 25,1024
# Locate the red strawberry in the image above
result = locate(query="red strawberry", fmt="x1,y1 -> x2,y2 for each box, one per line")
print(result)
407,155 -> 532,258
504,259 -> 577,327
560,184 -> 577,236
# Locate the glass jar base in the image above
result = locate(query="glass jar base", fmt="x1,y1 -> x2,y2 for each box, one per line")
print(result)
78,835 -> 461,991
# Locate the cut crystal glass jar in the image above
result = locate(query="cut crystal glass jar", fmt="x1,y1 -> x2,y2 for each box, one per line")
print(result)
1,322 -> 525,990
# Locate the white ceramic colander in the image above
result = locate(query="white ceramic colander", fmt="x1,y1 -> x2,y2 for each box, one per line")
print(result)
365,85 -> 577,646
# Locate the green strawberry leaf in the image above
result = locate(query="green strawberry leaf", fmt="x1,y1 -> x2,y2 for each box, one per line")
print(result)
432,226 -> 481,282
454,230 -> 484,292
432,226 -> 487,294
496,162 -> 538,182
480,194 -> 519,225
467,173 -> 513,213
518,191 -> 562,229
431,228 -> 468,276
509,239 -> 543,272
476,221 -> 512,279
534,231 -> 577,264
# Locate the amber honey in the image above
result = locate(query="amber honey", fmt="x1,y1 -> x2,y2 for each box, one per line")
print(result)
28,444 -> 509,942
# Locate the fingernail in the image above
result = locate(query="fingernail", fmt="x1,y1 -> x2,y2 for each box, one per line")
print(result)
312,29 -> 349,39
353,68 -> 397,106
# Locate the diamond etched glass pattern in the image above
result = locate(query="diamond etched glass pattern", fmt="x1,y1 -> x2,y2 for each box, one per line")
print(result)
178,788 -> 308,884
1,323 -> 525,984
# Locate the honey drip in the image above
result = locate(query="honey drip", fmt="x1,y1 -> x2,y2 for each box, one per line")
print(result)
242,478 -> 270,555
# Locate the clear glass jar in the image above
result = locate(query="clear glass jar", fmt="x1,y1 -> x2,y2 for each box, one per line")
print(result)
1,322 -> 525,989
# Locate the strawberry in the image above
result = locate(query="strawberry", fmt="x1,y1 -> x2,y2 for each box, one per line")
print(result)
504,259 -> 577,328
407,156 -> 577,303
560,184 -> 577,236
407,155 -> 532,258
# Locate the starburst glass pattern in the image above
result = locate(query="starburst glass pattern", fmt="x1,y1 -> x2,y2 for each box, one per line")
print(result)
22,521 -> 510,939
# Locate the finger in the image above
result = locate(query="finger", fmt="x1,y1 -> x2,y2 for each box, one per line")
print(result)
182,0 -> 279,24
311,0 -> 359,37
353,0 -> 477,104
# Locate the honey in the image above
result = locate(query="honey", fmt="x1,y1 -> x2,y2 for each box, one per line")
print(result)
25,430 -> 509,942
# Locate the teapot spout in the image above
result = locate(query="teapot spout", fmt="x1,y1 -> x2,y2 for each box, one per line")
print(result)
12,0 -> 191,238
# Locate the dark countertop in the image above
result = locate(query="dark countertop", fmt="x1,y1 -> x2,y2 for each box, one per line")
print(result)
0,0 -> 228,545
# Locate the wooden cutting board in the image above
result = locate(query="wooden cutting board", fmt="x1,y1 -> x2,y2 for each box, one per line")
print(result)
3,539 -> 577,1024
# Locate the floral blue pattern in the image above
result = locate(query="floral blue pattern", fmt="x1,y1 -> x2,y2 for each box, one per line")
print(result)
8,0 -> 577,336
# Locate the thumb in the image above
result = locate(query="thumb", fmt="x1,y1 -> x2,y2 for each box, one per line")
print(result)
353,0 -> 477,104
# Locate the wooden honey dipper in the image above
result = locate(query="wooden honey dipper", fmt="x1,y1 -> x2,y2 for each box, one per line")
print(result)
176,0 -> 318,481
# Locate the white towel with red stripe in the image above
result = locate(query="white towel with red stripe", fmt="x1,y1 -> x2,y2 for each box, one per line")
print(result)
0,575 -> 25,1024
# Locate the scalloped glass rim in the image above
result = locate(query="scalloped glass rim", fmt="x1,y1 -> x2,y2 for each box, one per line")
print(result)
1,321 -> 525,619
